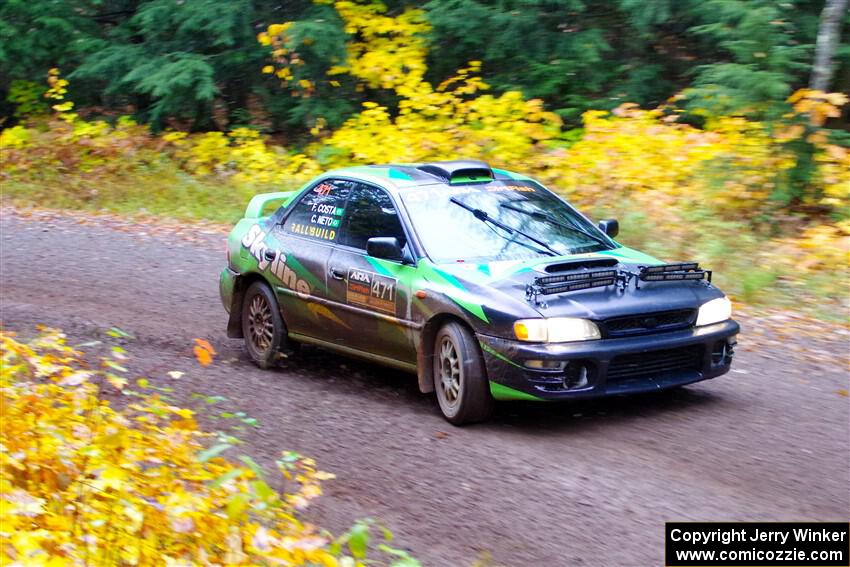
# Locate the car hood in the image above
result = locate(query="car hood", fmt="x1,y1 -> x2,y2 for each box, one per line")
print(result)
431,246 -> 724,322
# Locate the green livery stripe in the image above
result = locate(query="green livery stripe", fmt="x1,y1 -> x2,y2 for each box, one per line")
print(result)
388,168 -> 413,180
330,166 -> 416,186
244,190 -> 299,219
418,262 -> 489,323
450,175 -> 492,184
476,259 -> 525,281
365,256 -> 397,277
432,267 -> 465,290
369,257 -> 490,323
489,382 -> 544,402
479,341 -> 524,369
598,246 -> 661,264
491,168 -> 533,181
478,246 -> 661,283
366,258 -> 490,323
283,254 -> 325,291
436,284 -> 488,323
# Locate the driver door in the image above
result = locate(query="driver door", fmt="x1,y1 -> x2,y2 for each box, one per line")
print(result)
325,182 -> 417,365
265,178 -> 352,340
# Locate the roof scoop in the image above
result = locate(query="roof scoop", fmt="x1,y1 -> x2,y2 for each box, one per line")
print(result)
416,160 -> 493,184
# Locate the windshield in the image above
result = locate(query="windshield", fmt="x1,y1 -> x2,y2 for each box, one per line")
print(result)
400,180 -> 617,263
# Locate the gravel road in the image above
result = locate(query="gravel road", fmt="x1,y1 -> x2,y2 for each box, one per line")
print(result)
1,210 -> 848,566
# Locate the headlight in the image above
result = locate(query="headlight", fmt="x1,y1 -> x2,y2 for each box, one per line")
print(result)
696,296 -> 732,326
514,317 -> 601,343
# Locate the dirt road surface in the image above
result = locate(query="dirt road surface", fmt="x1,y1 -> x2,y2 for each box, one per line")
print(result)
2,210 -> 848,566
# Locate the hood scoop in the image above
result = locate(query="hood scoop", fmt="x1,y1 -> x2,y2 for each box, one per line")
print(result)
542,258 -> 619,273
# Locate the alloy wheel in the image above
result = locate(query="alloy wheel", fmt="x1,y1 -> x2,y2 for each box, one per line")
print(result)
247,294 -> 274,352
438,335 -> 462,406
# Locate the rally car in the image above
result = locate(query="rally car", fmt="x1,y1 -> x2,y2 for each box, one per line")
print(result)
220,160 -> 739,424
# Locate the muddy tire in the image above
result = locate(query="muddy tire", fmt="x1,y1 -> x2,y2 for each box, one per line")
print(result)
241,281 -> 286,369
433,321 -> 494,425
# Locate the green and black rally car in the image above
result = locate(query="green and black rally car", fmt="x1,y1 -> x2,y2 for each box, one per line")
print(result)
220,160 -> 739,424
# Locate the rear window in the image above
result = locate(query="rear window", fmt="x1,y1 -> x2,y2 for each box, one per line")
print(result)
282,179 -> 351,243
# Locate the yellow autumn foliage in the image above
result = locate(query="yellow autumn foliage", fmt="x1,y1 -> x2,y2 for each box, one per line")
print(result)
257,1 -> 847,227
319,63 -> 562,167
0,329 -> 415,565
331,1 -> 431,98
161,128 -> 320,185
2,4 -> 848,314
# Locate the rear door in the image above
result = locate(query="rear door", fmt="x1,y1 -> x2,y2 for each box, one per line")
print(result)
325,182 -> 417,364
263,178 -> 352,339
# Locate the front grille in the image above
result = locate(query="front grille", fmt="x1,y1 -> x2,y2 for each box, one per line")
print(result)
607,345 -> 703,381
601,309 -> 695,337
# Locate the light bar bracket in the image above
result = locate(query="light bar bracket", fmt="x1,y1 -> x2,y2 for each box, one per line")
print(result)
637,262 -> 712,288
526,268 -> 621,304
525,261 -> 714,304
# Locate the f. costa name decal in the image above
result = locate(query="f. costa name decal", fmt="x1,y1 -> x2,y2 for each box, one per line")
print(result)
309,202 -> 343,229
241,225 -> 311,298
346,268 -> 397,314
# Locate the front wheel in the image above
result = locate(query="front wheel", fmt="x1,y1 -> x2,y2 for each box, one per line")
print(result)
433,322 -> 494,425
241,281 -> 286,369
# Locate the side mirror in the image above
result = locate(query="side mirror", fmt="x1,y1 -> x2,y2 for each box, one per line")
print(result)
597,219 -> 619,238
366,237 -> 404,262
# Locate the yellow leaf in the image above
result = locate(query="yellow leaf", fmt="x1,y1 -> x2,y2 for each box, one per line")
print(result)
59,370 -> 91,386
193,338 -> 216,367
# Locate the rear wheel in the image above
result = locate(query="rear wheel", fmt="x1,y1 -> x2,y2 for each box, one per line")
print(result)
433,322 -> 494,425
242,281 -> 286,369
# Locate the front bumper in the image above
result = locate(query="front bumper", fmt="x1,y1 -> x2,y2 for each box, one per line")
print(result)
478,319 -> 740,401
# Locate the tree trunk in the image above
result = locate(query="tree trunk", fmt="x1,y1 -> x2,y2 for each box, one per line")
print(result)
810,0 -> 849,92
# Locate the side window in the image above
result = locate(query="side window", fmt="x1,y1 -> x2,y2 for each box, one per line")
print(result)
338,183 -> 407,251
282,179 -> 351,243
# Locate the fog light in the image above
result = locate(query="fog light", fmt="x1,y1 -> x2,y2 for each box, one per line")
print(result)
725,338 -> 736,361
524,359 -> 566,371
711,339 -> 736,366
564,362 -> 592,389
711,340 -> 726,365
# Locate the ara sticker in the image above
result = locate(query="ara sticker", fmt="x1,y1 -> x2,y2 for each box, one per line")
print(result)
346,268 -> 397,314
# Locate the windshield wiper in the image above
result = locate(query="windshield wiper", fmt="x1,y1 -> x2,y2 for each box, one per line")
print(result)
449,197 -> 557,256
499,202 -> 611,248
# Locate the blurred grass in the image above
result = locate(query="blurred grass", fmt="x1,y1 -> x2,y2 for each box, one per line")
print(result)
2,165 -> 281,224
606,205 -> 849,323
3,169 -> 847,323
